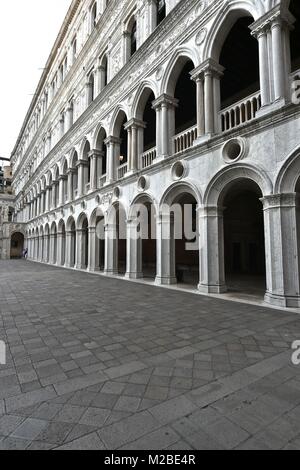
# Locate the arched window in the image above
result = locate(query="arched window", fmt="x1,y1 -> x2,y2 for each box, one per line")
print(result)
130,20 -> 137,57
102,55 -> 108,87
87,73 -> 95,105
156,0 -> 166,25
91,2 -> 97,31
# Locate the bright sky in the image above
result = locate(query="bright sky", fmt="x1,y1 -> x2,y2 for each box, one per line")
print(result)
0,0 -> 71,160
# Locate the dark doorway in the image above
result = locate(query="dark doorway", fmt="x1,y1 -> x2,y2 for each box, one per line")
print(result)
10,233 -> 24,259
141,202 -> 157,279
223,182 -> 266,296
174,193 -> 199,286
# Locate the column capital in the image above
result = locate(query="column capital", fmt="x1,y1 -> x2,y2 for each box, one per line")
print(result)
261,192 -> 300,209
76,159 -> 89,168
124,118 -> 146,130
58,174 -> 67,181
191,59 -> 224,81
250,5 -> 295,38
88,149 -> 104,159
152,93 -> 179,111
104,135 -> 122,146
198,205 -> 225,218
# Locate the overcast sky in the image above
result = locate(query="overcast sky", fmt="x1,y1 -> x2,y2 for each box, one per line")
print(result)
0,0 -> 71,161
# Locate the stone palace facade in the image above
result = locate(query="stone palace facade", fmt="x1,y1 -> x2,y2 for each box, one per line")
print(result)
11,0 -> 300,308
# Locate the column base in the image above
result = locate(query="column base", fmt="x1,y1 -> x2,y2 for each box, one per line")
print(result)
155,154 -> 169,161
257,98 -> 287,118
264,291 -> 300,308
75,264 -> 87,270
194,134 -> 213,146
88,266 -> 100,273
198,283 -> 227,294
104,269 -> 119,276
155,276 -> 177,286
125,170 -> 136,177
104,179 -> 114,187
125,272 -> 143,280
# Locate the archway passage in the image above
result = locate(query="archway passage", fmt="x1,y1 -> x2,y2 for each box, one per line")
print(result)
219,17 -> 259,109
78,217 -> 89,270
290,0 -> 300,72
223,181 -> 266,298
95,215 -> 105,271
10,233 -> 24,259
141,201 -> 157,279
117,204 -> 127,275
59,222 -> 66,266
175,193 -> 199,287
174,60 -> 196,135
69,219 -> 76,268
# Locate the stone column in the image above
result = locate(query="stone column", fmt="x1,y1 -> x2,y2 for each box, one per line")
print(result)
191,60 -> 224,142
45,185 -> 51,212
85,80 -> 93,108
152,94 -> 178,159
155,213 -> 177,285
58,175 -> 66,206
65,103 -> 74,131
40,191 -> 45,214
88,227 -> 100,272
65,231 -> 73,268
124,119 -> 146,173
194,74 -> 205,137
250,7 -> 293,111
44,235 -> 50,263
75,229 -> 87,269
88,150 -> 103,191
104,223 -> 118,275
198,206 -> 227,294
67,169 -> 74,202
77,160 -> 88,197
252,26 -> 271,107
125,218 -> 143,279
51,181 -> 58,209
38,237 -> 43,262
123,31 -> 131,64
49,234 -> 56,264
57,231 -> 64,266
105,136 -> 121,184
262,193 -> 300,308
96,64 -> 106,94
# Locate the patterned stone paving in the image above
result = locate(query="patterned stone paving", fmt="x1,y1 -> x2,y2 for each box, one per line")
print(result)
0,260 -> 300,450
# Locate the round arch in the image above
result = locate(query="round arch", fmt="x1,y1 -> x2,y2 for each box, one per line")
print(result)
203,3 -> 259,62
204,164 -> 272,206
91,123 -> 109,149
160,180 -> 202,211
89,206 -> 106,228
132,82 -> 158,120
162,50 -> 197,96
76,212 -> 89,230
274,147 -> 300,194
110,107 -> 129,136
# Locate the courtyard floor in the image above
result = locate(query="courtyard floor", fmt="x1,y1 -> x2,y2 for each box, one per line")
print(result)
0,260 -> 300,450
